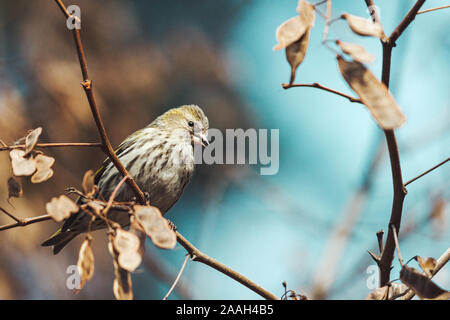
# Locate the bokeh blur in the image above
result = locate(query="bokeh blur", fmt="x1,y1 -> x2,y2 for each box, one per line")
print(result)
0,0 -> 448,299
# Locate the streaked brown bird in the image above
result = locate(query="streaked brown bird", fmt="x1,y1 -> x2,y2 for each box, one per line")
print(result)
42,104 -> 209,254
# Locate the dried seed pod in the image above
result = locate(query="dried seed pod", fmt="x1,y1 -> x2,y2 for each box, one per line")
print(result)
77,236 -> 95,291
24,127 -> 42,157
342,13 -> 384,38
337,56 -> 406,129
9,149 -> 36,176
46,195 -> 79,222
336,40 -> 375,64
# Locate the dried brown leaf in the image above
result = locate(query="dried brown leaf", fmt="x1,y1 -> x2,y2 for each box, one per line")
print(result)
7,176 -> 22,199
82,170 -> 96,197
134,205 -> 176,249
342,13 -> 383,38
415,256 -> 437,278
296,0 -> 315,26
337,57 -> 406,129
118,250 -> 142,273
400,265 -> 450,300
77,236 -> 94,291
114,228 -> 140,253
274,0 -> 315,51
336,40 -> 375,64
365,283 -> 409,300
24,127 -> 42,157
31,154 -> 55,183
9,149 -> 36,176
109,234 -> 133,300
286,27 -> 311,84
46,195 -> 79,222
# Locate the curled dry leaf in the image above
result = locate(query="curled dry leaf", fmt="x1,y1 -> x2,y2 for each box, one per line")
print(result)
134,205 -> 176,249
336,40 -> 375,64
286,28 -> 311,84
365,283 -> 409,300
82,170 -> 96,197
31,154 -> 55,183
46,195 -> 79,222
118,251 -> 142,273
9,149 -> 36,176
7,176 -> 22,199
274,0 -> 315,51
114,229 -> 140,253
415,256 -> 437,278
400,265 -> 450,300
109,234 -> 134,300
24,127 -> 42,157
342,13 -> 384,38
77,236 -> 95,291
337,56 -> 406,129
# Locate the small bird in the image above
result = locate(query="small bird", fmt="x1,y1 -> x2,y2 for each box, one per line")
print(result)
42,104 -> 209,254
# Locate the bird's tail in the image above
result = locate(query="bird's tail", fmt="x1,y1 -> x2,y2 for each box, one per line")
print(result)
41,228 -> 79,255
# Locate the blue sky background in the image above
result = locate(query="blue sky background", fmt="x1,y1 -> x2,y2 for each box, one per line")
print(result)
155,0 -> 449,299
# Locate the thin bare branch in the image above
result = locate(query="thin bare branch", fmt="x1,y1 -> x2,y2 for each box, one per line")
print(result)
176,231 -> 279,300
391,225 -> 403,266
163,254 -> 189,300
103,175 -> 130,215
404,157 -> 449,187
282,82 -> 362,103
0,214 -> 52,232
0,142 -> 103,152
54,0 -> 146,204
417,4 -> 450,15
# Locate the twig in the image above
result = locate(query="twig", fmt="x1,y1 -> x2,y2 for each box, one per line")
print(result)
103,175 -> 130,215
0,207 -> 22,224
417,4 -> 450,15
54,0 -> 146,204
0,214 -> 51,232
389,0 -> 426,45
404,157 -> 449,187
0,142 -> 103,152
391,225 -> 403,266
163,254 -> 189,300
282,82 -> 362,103
322,0 -> 332,43
376,230 -> 384,254
175,231 -> 279,300
313,0 -> 328,7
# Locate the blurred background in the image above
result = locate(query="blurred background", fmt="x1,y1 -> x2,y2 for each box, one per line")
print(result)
0,0 -> 448,299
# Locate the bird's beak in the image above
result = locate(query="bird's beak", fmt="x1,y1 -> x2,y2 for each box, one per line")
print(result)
193,131 -> 209,147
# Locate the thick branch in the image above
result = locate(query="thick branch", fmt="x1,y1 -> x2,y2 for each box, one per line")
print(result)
389,0 -> 426,44
374,0 -> 428,287
282,82 -> 362,103
176,231 -> 279,300
54,0 -> 146,204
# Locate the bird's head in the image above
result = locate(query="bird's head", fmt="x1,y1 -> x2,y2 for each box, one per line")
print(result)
152,104 -> 209,147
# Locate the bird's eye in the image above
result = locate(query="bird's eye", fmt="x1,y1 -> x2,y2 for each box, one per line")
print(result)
188,121 -> 194,127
